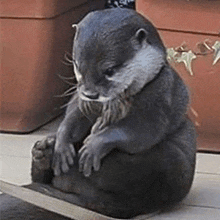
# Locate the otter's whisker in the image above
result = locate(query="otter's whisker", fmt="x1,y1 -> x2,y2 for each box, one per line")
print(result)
57,73 -> 76,85
58,77 -> 75,86
63,86 -> 77,94
57,74 -> 75,80
61,60 -> 74,66
60,101 -> 73,109
55,92 -> 76,98
60,94 -> 77,109
55,86 -> 77,97
78,99 -> 95,123
64,51 -> 74,64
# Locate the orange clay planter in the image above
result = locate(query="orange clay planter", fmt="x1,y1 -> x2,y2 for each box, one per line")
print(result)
0,0 -> 104,133
137,0 -> 220,152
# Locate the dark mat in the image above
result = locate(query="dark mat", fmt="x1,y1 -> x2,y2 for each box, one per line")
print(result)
0,182 -> 114,220
0,193 -> 72,220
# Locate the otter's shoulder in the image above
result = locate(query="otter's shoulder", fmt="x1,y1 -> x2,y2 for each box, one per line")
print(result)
133,63 -> 188,108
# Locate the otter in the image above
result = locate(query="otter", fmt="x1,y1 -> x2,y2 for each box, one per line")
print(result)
31,8 -> 196,219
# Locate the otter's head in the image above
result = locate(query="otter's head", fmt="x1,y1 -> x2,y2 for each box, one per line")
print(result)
72,8 -> 166,103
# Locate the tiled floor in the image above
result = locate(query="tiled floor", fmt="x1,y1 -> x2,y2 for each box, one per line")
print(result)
0,116 -> 220,219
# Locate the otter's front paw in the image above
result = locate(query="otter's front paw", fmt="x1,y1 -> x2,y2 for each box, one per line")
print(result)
52,142 -> 76,176
78,143 -> 101,177
31,136 -> 55,183
78,134 -> 107,177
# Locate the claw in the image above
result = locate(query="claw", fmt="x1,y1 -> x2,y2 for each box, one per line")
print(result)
69,144 -> 76,155
53,162 -> 61,176
93,155 -> 100,171
78,146 -> 86,157
34,140 -> 45,150
52,154 -> 61,176
61,153 -> 69,173
54,168 -> 61,176
79,152 -> 87,172
84,169 -> 91,177
66,152 -> 74,165
46,137 -> 56,146
83,155 -> 93,177
61,162 -> 69,173
33,150 -> 44,159
34,141 -> 41,148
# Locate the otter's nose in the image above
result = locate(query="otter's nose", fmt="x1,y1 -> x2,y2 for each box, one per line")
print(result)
82,91 -> 99,100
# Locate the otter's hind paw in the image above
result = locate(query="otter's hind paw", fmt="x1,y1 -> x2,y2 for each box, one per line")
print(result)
31,136 -> 55,183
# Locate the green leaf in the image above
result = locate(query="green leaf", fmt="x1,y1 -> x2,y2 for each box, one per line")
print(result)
167,48 -> 178,62
176,50 -> 196,76
212,41 -> 220,65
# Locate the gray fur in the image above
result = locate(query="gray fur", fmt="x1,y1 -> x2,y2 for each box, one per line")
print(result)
31,8 -> 196,219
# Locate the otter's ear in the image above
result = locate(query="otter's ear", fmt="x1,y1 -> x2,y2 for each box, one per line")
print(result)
72,24 -> 79,39
135,28 -> 148,45
72,24 -> 78,32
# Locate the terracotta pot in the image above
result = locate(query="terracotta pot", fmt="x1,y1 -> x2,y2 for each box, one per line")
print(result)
136,0 -> 220,152
0,0 -> 104,133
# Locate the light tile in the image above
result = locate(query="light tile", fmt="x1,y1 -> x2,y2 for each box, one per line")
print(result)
0,156 -> 32,185
147,205 -> 220,220
196,153 -> 220,175
0,116 -> 62,158
0,134 -> 41,158
184,173 -> 220,209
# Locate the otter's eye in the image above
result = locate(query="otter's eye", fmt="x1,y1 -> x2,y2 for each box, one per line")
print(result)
103,68 -> 115,77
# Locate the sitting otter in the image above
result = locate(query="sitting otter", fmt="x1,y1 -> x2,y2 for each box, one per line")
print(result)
31,8 -> 196,219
